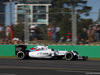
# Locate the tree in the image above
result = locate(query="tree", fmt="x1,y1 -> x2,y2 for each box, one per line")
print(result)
36,26 -> 48,40
77,19 -> 93,39
14,23 -> 24,41
50,0 -> 92,38
50,7 -> 71,37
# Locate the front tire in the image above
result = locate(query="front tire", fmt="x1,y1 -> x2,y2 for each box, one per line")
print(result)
65,52 -> 73,61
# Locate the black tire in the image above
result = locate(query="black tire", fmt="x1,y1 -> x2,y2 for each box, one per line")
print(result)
25,51 -> 30,59
73,55 -> 78,60
65,52 -> 74,61
17,51 -> 26,60
82,56 -> 88,61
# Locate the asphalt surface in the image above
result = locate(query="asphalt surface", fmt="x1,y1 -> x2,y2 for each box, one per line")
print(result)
0,58 -> 100,75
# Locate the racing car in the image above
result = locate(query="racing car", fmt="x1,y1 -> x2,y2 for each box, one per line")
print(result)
15,45 -> 88,61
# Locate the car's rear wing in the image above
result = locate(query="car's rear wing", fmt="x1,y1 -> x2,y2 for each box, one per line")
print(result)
15,45 -> 27,55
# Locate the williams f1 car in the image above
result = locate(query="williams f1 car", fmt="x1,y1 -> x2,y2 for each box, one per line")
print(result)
15,45 -> 88,61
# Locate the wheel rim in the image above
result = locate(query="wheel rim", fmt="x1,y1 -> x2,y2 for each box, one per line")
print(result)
17,51 -> 25,59
66,54 -> 72,59
65,52 -> 73,60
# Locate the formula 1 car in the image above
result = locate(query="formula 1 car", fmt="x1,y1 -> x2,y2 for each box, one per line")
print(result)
15,45 -> 88,61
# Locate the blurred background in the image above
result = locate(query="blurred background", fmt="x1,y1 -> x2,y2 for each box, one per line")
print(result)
0,0 -> 100,45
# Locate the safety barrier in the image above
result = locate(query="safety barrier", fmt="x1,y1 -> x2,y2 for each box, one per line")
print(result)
0,45 -> 100,58
0,45 -> 15,56
49,45 -> 100,58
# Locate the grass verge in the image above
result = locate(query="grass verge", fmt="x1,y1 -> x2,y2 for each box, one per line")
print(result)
0,56 -> 100,60
0,56 -> 16,59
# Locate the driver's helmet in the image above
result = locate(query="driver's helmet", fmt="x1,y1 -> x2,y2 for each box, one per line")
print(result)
45,44 -> 48,46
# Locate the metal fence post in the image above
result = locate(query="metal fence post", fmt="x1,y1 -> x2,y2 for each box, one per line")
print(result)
72,6 -> 77,45
24,5 -> 29,44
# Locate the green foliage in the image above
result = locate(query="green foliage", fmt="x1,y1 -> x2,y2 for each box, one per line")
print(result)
0,31 -> 5,39
77,19 -> 93,39
36,26 -> 48,40
59,14 -> 71,37
50,0 -> 92,38
78,19 -> 93,31
13,23 -> 48,40
50,7 -> 71,37
14,23 -> 24,41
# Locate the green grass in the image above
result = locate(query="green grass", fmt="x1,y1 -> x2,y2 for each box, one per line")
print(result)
0,56 -> 100,60
88,58 -> 100,60
0,56 -> 16,58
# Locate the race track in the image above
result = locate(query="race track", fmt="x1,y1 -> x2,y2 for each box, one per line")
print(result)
0,58 -> 100,75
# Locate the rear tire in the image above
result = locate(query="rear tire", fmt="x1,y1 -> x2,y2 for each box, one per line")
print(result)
65,52 -> 73,61
17,51 -> 26,60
